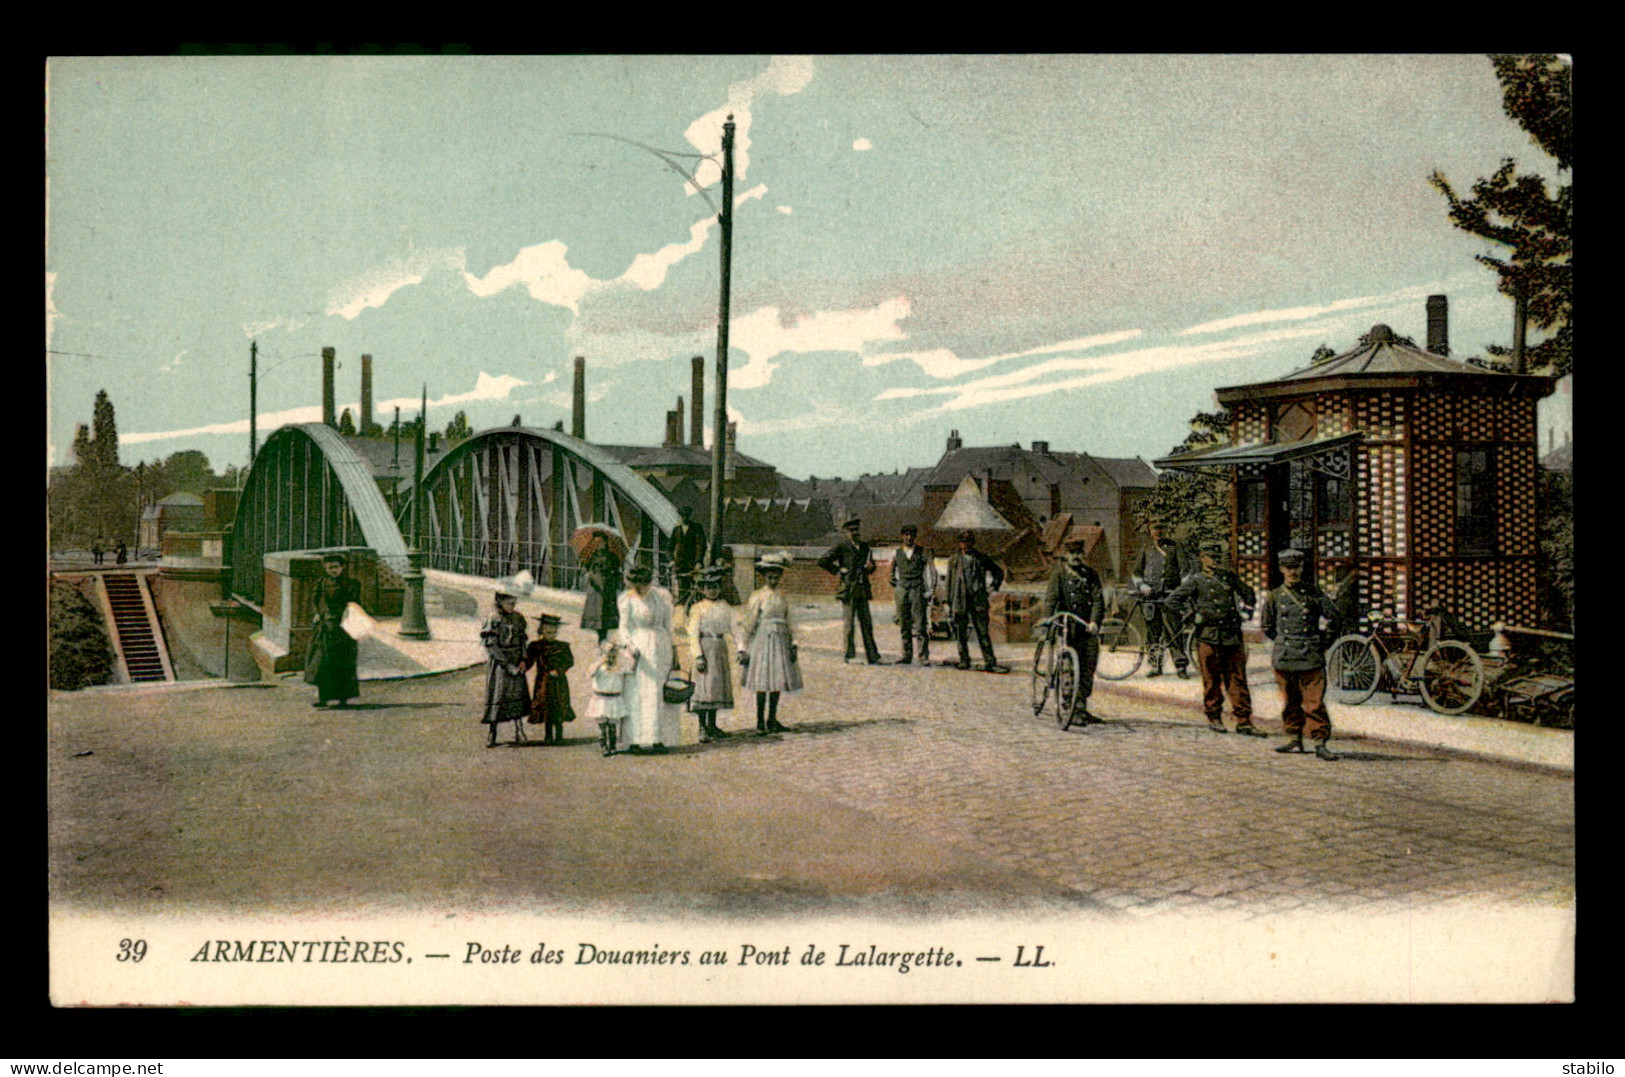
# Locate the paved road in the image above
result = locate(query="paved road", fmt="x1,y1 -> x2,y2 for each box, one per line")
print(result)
49,617 -> 1573,920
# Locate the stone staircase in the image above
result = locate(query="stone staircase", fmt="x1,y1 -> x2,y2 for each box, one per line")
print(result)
98,572 -> 174,683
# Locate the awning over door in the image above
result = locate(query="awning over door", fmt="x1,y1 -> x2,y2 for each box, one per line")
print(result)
1153,431 -> 1363,471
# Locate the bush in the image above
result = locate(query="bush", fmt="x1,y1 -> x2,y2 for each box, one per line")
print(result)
49,580 -> 116,690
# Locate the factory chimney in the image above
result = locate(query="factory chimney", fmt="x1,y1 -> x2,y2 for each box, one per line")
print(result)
572,357 -> 586,439
691,356 -> 705,447
322,347 -> 336,428
1426,295 -> 1449,357
675,396 -> 685,448
360,354 -> 374,434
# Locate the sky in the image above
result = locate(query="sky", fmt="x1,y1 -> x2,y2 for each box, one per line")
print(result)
45,54 -> 1573,480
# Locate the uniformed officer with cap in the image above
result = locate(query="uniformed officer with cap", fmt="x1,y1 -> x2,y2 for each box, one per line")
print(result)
1260,547 -> 1340,760
818,517 -> 882,664
1043,530 -> 1107,721
1168,539 -> 1263,735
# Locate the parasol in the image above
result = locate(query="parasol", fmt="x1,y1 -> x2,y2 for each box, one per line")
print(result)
570,524 -> 627,559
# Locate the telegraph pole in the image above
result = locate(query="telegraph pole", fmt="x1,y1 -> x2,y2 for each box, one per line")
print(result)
249,340 -> 258,465
707,114 -> 735,564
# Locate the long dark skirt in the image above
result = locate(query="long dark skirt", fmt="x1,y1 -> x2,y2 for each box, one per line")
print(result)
305,625 -> 360,702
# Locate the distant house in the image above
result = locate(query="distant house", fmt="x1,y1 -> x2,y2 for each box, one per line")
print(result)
1155,297 -> 1557,631
138,492 -> 204,550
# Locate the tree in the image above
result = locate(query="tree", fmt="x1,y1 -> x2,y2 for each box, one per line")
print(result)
1309,344 -> 1337,365
444,410 -> 472,446
91,389 -> 119,468
338,408 -> 357,436
1138,409 -> 1232,550
1430,55 -> 1571,376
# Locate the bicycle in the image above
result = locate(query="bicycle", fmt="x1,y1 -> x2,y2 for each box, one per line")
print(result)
1031,612 -> 1092,729
1325,614 -> 1485,715
1093,591 -> 1197,681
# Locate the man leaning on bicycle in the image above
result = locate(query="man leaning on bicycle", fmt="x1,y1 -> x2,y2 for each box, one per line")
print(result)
1134,519 -> 1193,679
1043,530 -> 1107,722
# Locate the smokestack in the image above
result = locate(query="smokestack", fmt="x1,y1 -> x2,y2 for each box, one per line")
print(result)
322,347 -> 336,428
1512,278 -> 1528,375
664,410 -> 680,447
360,354 -> 374,434
947,429 -> 962,452
572,356 -> 586,439
691,356 -> 704,446
1426,295 -> 1449,357
1032,440 -> 1050,456
675,396 -> 685,447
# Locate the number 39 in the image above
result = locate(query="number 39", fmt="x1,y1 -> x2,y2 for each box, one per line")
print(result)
117,938 -> 147,962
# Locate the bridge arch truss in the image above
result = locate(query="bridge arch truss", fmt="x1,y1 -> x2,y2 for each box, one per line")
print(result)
398,426 -> 683,589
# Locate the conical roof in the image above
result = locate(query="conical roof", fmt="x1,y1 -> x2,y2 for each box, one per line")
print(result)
1276,324 -> 1499,380
933,474 -> 1014,531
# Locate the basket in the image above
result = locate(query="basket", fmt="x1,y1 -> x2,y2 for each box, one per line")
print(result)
662,672 -> 695,705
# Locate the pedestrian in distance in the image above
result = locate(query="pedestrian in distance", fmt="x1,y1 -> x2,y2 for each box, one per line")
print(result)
615,561 -> 681,753
740,551 -> 802,734
304,552 -> 363,710
91,539 -> 104,565
1169,540 -> 1264,735
684,564 -> 736,742
946,531 -> 1009,673
1043,531 -> 1107,723
479,591 -> 530,746
115,539 -> 128,565
665,505 -> 707,612
1135,520 -> 1193,679
819,518 -> 883,664
523,612 -> 576,746
1261,548 -> 1340,761
579,532 -> 622,645
889,524 -> 937,665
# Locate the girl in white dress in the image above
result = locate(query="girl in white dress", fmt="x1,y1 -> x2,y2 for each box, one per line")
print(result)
739,551 -> 803,735
614,561 -> 680,753
684,565 -> 737,741
584,639 -> 631,755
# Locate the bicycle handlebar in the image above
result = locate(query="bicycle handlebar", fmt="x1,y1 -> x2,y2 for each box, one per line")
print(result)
1036,611 -> 1095,634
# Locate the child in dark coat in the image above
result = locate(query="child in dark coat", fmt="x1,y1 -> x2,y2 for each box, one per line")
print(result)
523,612 -> 576,745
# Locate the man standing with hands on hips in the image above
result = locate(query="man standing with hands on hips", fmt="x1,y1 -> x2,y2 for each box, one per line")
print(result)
1261,547 -> 1340,760
947,531 -> 1008,674
1169,539 -> 1263,736
819,517 -> 883,664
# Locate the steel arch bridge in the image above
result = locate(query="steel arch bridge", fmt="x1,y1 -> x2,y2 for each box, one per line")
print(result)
228,423 -> 411,606
397,426 -> 683,590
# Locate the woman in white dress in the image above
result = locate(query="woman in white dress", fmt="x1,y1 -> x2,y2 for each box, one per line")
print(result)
615,561 -> 680,753
739,551 -> 803,735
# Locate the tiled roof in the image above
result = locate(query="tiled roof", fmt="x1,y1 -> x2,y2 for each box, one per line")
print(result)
1089,456 -> 1159,488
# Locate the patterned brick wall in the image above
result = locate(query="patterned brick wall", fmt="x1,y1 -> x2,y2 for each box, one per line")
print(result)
1238,530 -> 1266,557
1353,392 -> 1406,443
1316,393 -> 1351,436
1357,445 -> 1407,558
1317,529 -> 1352,558
1233,403 -> 1268,446
1235,557 -> 1268,597
1411,442 -> 1455,557
1499,444 -> 1539,557
1412,559 -> 1537,629
1357,560 -> 1409,621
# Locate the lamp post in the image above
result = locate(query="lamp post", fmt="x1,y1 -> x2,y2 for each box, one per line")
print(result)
397,385 -> 431,640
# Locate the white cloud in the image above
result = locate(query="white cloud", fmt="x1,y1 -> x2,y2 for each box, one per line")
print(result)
618,218 -> 717,292
1177,284 -> 1436,337
777,205 -> 793,215
853,137 -> 873,151
736,183 -> 768,207
157,350 -> 188,374
121,371 -> 529,446
464,241 -> 598,313
683,56 -> 816,196
46,272 -> 58,341
242,315 -> 310,339
865,326 -> 1145,381
730,297 -> 915,390
328,247 -> 466,321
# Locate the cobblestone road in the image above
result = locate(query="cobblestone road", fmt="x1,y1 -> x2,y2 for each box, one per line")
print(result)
718,611 -> 1575,918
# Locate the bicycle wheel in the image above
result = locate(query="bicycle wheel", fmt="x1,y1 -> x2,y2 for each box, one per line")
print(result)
1181,626 -> 1198,672
1326,635 -> 1381,704
1056,646 -> 1082,729
1094,618 -> 1144,681
1031,635 -> 1055,716
1419,640 -> 1484,715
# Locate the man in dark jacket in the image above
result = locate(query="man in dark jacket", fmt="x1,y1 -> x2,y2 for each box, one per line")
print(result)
1043,532 -> 1107,720
1134,521 -> 1193,678
819,518 -> 882,664
1169,540 -> 1262,735
946,531 -> 1008,673
665,506 -> 707,610
1261,547 -> 1339,760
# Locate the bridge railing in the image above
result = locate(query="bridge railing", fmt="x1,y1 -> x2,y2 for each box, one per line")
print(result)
416,536 -> 670,593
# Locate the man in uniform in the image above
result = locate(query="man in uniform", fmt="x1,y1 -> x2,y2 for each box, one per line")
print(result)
1169,540 -> 1263,735
1134,520 -> 1193,678
1261,547 -> 1340,760
665,505 -> 707,611
1043,531 -> 1106,721
889,524 -> 936,665
946,531 -> 1008,673
819,518 -> 882,664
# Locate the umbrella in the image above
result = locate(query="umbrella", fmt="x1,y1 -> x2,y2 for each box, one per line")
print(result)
570,524 -> 627,559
